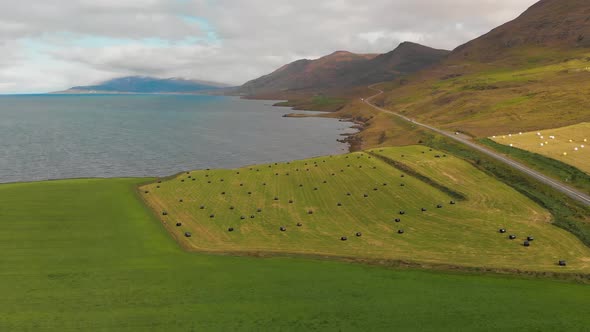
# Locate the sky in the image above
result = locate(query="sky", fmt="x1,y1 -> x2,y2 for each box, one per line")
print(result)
0,0 -> 538,93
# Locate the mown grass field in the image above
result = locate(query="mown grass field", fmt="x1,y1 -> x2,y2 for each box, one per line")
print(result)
3,178 -> 590,330
490,122 -> 590,175
141,146 -> 590,273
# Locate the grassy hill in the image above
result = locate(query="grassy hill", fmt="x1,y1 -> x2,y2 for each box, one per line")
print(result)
141,146 -> 590,273
3,178 -> 590,330
371,0 -> 590,137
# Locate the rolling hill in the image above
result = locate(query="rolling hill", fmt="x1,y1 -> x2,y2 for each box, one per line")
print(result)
239,42 -> 449,96
58,76 -> 229,94
374,0 -> 590,137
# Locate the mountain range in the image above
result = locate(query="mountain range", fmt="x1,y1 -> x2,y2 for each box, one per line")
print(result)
239,42 -> 449,96
58,76 -> 229,94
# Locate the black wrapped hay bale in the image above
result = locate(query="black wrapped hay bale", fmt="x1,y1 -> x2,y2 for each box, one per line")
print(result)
297,223 -> 303,227
179,199 -> 184,202
394,218 -> 401,223
240,216 -> 246,220
437,204 -> 443,209
308,210 -> 314,215
337,202 -> 342,206
558,260 -> 567,267
162,211 -> 168,216
509,235 -> 517,240
185,232 -> 192,238
230,206 -> 235,210
341,236 -> 348,241
280,226 -> 287,232
450,201 -> 456,205
228,227 -> 234,232
421,208 -> 427,212
257,208 -> 262,212
499,229 -> 507,233
527,236 -> 534,241
176,222 -> 182,227
200,205 -> 205,209
399,211 -> 405,215
523,241 -> 530,247
398,229 -> 405,234
356,232 -> 362,237
210,214 -> 215,218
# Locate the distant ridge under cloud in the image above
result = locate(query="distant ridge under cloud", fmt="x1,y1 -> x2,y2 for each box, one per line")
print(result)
56,76 -> 231,94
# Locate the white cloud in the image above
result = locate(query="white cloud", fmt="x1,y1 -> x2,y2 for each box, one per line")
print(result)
0,0 -> 538,93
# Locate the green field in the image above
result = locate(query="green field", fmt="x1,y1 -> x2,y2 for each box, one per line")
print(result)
142,146 -> 590,273
490,122 -> 590,175
3,178 -> 590,330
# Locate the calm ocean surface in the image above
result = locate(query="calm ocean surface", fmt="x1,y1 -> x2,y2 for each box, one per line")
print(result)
0,94 -> 354,183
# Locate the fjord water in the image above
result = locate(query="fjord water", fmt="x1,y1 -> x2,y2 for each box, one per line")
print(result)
0,94 -> 353,183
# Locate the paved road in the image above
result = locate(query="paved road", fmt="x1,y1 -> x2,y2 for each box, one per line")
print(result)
364,86 -> 590,207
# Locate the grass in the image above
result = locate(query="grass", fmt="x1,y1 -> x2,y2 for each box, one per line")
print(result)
141,146 -> 590,273
489,122 -> 590,175
481,138 -> 590,195
376,49 -> 590,137
3,178 -> 590,330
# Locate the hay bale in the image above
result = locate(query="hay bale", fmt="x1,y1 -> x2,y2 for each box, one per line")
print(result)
400,183 -> 405,187
236,172 -> 240,175
364,194 -> 368,197
257,208 -> 262,212
523,241 -> 530,247
221,192 -> 225,195
314,187 -> 318,191
341,236 -> 348,241
509,235 -> 517,240
156,186 -> 160,188
323,180 -> 327,183
250,215 -> 255,219
337,202 -> 342,206
398,229 -> 405,234
179,199 -> 184,202
240,216 -> 246,220
176,222 -> 182,227
395,218 -> 401,223
158,180 -> 162,183
297,223 -> 303,227
263,183 -> 267,186
527,236 -> 534,241
299,184 -> 304,187
228,227 -> 234,232
450,201 -> 456,205
200,205 -> 205,209
210,214 -> 215,218
248,192 -> 252,195
499,229 -> 507,234
289,200 -> 294,204
356,232 -> 362,237
181,180 -> 185,182
421,208 -> 427,212
185,232 -> 192,238
162,211 -> 168,216
437,204 -> 443,209
230,206 -> 235,210
240,183 -> 244,186
401,175 -> 405,178
373,188 -> 378,191
280,226 -> 287,232
383,183 -> 387,186
192,178 -> 196,181
207,181 -> 211,184
399,211 -> 405,215
558,260 -> 567,267
144,190 -> 149,194
346,192 -> 351,196
308,210 -> 314,215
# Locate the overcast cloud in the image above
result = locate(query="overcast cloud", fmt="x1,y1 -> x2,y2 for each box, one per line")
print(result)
0,0 -> 537,93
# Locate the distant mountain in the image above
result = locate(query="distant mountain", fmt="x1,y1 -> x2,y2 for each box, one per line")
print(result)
58,76 -> 230,94
238,42 -> 449,96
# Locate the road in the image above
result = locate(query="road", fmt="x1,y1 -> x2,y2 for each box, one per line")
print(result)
364,85 -> 590,207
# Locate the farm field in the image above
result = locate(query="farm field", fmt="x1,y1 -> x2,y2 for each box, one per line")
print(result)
490,122 -> 590,174
2,178 -> 590,330
141,146 -> 590,272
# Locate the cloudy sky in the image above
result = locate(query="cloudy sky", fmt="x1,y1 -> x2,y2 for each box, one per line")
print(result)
0,0 -> 537,93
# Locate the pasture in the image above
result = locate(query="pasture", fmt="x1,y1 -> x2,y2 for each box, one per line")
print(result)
2,178 -> 590,330
141,146 -> 590,272
490,122 -> 590,174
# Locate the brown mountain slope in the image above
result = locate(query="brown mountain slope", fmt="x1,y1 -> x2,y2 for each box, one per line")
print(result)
452,0 -> 590,63
239,42 -> 449,96
375,0 -> 590,138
